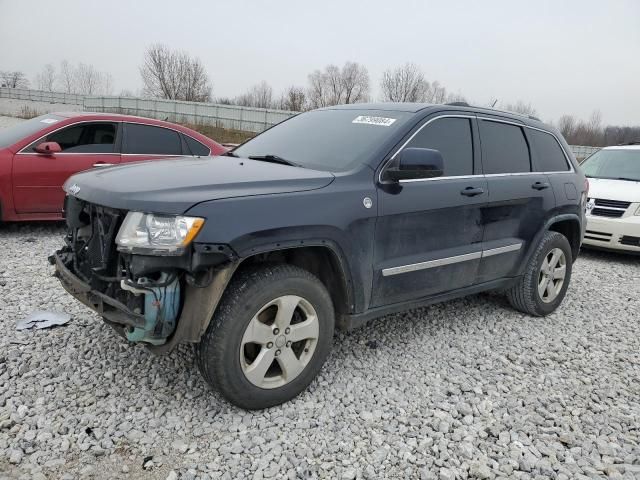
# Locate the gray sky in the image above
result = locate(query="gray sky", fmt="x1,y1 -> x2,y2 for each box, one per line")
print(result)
1,0 -> 639,125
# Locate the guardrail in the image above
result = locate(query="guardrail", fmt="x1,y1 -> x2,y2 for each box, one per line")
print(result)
0,87 -> 295,133
83,96 -> 294,133
0,87 -> 85,105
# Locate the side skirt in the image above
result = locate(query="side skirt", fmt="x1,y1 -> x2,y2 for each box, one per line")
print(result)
338,276 -> 520,331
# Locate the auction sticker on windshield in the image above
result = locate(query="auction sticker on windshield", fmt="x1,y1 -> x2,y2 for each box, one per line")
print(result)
352,115 -> 397,127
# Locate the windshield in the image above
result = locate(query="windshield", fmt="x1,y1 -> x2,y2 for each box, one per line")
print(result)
232,109 -> 412,171
581,149 -> 640,182
0,114 -> 65,149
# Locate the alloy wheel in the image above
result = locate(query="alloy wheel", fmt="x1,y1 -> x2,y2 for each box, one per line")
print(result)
240,295 -> 319,389
538,247 -> 567,303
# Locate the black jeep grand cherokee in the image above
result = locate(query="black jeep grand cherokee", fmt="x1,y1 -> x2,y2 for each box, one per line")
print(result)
52,103 -> 586,409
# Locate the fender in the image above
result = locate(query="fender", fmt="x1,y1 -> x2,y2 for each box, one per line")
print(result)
234,238 -> 358,313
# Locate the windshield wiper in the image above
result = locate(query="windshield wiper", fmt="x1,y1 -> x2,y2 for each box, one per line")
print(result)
248,154 -> 300,167
614,177 -> 640,182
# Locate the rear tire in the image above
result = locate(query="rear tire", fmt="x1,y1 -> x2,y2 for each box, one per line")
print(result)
507,231 -> 573,316
196,264 -> 335,409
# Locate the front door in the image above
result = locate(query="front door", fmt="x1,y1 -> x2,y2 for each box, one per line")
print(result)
475,117 -> 556,282
372,115 -> 487,308
12,122 -> 121,213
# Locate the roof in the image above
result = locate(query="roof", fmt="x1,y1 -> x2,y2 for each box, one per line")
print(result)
54,111 -> 170,123
323,102 -> 546,126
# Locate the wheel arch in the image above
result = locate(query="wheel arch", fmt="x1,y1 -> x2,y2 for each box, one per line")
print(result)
546,214 -> 582,260
236,243 -> 354,316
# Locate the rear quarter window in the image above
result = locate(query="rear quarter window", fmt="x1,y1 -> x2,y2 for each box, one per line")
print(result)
184,135 -> 211,156
528,129 -> 570,172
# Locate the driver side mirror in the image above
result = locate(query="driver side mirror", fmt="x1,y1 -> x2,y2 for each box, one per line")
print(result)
386,147 -> 444,181
35,141 -> 62,155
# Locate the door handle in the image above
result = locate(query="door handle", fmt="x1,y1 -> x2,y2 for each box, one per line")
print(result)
460,186 -> 485,197
93,162 -> 114,168
532,181 -> 550,190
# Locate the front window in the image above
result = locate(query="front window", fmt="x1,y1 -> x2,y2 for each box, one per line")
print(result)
25,122 -> 117,153
232,109 -> 412,172
581,149 -> 640,182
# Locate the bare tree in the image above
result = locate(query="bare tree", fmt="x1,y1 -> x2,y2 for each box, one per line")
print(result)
1,71 -> 29,88
55,60 -> 112,95
557,115 -> 576,139
235,81 -> 274,108
279,86 -> 307,111
501,100 -> 537,116
35,64 -> 56,91
445,92 -> 467,104
341,62 -> 369,104
380,63 -> 429,102
307,62 -> 369,108
425,81 -> 448,104
58,60 -> 76,93
140,44 -> 212,102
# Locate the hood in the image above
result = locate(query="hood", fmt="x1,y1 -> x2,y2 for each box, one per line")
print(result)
64,156 -> 335,214
588,177 -> 640,203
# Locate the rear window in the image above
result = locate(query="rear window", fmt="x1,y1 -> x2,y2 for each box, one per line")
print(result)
529,129 -> 570,172
184,135 -> 210,156
479,120 -> 531,174
124,123 -> 182,155
0,114 -> 64,149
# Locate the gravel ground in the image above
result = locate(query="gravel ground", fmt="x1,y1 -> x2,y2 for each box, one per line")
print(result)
0,224 -> 639,480
0,99 -> 81,119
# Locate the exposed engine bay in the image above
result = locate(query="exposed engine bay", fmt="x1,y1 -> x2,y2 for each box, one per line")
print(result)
51,196 -> 233,347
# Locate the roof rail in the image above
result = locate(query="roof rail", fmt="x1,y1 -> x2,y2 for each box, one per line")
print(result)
446,101 -> 469,107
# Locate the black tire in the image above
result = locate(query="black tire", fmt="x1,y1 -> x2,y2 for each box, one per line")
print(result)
196,264 -> 335,409
506,231 -> 573,316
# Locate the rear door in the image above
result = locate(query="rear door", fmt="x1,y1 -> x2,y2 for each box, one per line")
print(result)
372,114 -> 487,307
121,123 -> 184,163
12,121 -> 121,213
476,117 -> 556,282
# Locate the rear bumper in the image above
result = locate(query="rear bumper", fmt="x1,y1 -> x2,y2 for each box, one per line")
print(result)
583,215 -> 640,252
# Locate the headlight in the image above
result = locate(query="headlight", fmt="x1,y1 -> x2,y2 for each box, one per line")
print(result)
115,212 -> 204,255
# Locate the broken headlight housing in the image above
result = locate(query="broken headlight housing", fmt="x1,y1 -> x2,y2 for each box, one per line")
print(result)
115,212 -> 204,255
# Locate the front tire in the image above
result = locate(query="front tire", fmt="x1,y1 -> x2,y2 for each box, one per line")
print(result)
196,264 -> 335,409
507,231 -> 573,316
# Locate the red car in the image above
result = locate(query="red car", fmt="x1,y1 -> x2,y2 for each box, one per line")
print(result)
0,112 -> 226,221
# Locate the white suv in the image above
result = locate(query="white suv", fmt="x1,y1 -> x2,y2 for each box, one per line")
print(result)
581,145 -> 640,252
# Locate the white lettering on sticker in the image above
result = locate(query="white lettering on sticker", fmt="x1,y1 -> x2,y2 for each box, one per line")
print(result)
352,115 -> 396,127
40,118 -> 59,124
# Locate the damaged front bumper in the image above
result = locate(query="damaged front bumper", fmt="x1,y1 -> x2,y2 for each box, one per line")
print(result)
51,248 -> 238,354
51,196 -> 239,353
